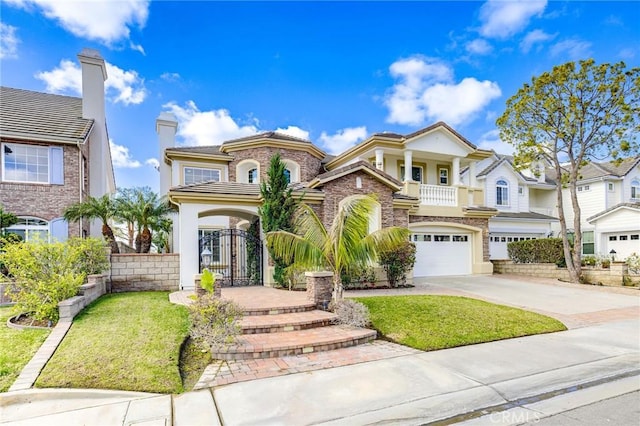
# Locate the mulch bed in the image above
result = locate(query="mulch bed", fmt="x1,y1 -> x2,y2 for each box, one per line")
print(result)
9,313 -> 55,329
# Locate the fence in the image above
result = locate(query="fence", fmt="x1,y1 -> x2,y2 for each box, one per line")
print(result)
110,253 -> 180,292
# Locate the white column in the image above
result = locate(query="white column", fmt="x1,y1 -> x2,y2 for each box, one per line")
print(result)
179,204 -> 200,290
375,149 -> 384,171
404,150 -> 413,181
469,161 -> 477,187
156,112 -> 178,197
452,157 -> 461,186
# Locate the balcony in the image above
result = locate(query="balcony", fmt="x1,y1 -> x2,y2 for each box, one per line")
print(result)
419,184 -> 457,206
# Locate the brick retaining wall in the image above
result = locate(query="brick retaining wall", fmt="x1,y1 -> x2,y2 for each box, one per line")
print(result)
110,253 -> 180,292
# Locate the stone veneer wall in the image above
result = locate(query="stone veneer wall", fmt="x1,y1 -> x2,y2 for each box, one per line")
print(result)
58,274 -> 107,321
409,215 -> 491,262
227,146 -> 323,183
110,253 -> 180,292
492,260 -> 639,286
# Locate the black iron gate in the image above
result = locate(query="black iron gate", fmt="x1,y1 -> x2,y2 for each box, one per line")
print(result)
198,228 -> 263,287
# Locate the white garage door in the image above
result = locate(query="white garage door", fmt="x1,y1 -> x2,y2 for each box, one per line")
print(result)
412,233 -> 472,277
489,234 -> 541,260
603,233 -> 640,260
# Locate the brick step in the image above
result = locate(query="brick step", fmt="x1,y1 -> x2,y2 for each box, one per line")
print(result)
213,326 -> 377,360
240,310 -> 337,334
240,301 -> 316,316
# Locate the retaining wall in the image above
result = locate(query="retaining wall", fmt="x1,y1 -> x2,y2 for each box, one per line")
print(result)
110,253 -> 180,292
58,274 -> 107,322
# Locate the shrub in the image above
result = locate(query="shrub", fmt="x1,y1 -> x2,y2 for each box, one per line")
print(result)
200,268 -> 216,293
626,253 -> 640,274
0,237 -> 109,322
379,241 -> 416,287
507,238 -> 564,265
582,255 -> 597,267
329,299 -> 370,328
188,294 -> 243,350
341,265 -> 376,289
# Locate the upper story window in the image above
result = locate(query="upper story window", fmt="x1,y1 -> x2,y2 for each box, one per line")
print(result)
281,159 -> 300,183
577,185 -> 590,192
2,143 -> 63,184
631,179 -> 640,199
184,167 -> 220,185
6,217 -> 49,242
496,179 -> 509,206
439,168 -> 449,185
607,182 -> 615,192
518,185 -> 524,196
248,168 -> 258,184
400,166 -> 423,183
283,169 -> 291,184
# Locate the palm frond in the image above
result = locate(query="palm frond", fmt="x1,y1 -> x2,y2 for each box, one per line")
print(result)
266,230 -> 328,270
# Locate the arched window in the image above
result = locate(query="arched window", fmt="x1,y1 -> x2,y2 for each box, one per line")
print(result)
248,168 -> 258,184
283,169 -> 291,184
281,159 -> 300,183
631,178 -> 640,200
496,179 -> 509,206
6,217 -> 49,242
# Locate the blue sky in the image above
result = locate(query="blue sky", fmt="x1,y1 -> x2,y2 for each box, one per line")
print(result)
1,1 -> 638,192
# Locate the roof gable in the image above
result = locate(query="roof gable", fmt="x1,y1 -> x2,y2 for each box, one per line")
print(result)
587,202 -> 640,223
309,160 -> 402,191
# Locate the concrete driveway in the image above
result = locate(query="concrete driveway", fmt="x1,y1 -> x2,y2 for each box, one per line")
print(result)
347,274 -> 640,329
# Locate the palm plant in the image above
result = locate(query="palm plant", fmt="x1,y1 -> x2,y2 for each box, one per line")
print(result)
113,188 -> 139,248
133,190 -> 173,253
266,195 -> 410,302
63,194 -> 120,254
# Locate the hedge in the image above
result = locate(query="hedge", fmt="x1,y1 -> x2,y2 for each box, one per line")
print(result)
507,238 -> 565,265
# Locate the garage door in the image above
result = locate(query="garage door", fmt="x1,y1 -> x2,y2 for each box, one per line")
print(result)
604,233 -> 640,260
489,234 -> 541,260
412,233 -> 471,277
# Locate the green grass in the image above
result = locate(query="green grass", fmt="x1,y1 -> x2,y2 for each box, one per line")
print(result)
0,306 -> 51,392
36,292 -> 190,394
356,295 -> 567,351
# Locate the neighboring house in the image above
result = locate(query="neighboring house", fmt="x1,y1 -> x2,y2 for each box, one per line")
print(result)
0,49 -> 115,241
158,118 -> 498,289
552,157 -> 640,260
461,153 -> 558,259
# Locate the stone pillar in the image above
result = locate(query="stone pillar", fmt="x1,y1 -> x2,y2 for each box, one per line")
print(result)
375,149 -> 384,170
610,261 -> 628,285
305,271 -> 333,310
403,151 -> 413,181
194,273 -> 222,297
452,157 -> 461,185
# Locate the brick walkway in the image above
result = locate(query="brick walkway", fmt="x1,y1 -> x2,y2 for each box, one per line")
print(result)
193,340 -> 420,389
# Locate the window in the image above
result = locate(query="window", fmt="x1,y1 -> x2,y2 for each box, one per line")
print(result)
631,235 -> 639,240
400,166 -> 423,183
248,168 -> 258,184
609,236 -> 617,241
439,168 -> 449,185
2,143 -> 63,184
413,234 -> 431,242
608,182 -> 614,192
453,235 -> 468,242
631,179 -> 640,199
434,235 -> 450,242
496,179 -> 509,206
184,167 -> 220,185
582,231 -> 594,255
518,186 -> 524,196
619,235 -> 628,241
6,217 -> 49,242
283,169 -> 291,184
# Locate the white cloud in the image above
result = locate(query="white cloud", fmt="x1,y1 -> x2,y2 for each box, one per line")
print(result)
275,126 -> 310,141
618,48 -> 636,60
476,129 -> 513,155
4,0 -> 149,46
164,101 -> 259,146
479,0 -> 547,39
35,58 -> 147,105
550,38 -> 592,60
160,72 -> 181,82
0,23 -> 19,59
385,56 -> 501,127
319,127 -> 368,155
129,41 -> 145,55
520,29 -> 556,53
110,140 -> 141,168
145,158 -> 159,170
465,38 -> 493,55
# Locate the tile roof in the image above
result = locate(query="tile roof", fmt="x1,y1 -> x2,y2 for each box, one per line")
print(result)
223,131 -> 312,145
165,145 -> 232,158
545,157 -> 640,184
313,160 -> 402,188
171,181 -> 262,195
495,211 -> 559,221
404,121 -> 477,149
0,86 -> 94,143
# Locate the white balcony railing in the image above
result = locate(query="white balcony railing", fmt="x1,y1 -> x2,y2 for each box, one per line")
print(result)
419,184 -> 457,206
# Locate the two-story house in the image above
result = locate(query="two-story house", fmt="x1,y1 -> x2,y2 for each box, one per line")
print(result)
553,158 -> 640,260
158,118 -> 498,289
0,49 -> 115,241
461,153 -> 558,259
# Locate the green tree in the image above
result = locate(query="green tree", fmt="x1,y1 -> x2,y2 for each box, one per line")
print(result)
113,187 -> 139,248
131,188 -> 173,254
497,59 -> 640,283
259,153 -> 297,287
0,205 -> 19,236
63,195 -> 120,254
266,195 -> 410,302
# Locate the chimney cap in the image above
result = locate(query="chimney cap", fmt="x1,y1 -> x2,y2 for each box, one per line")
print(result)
156,112 -> 178,133
78,48 -> 103,60
77,48 -> 107,81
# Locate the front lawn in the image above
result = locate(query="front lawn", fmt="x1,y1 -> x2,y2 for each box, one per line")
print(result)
36,292 -> 189,394
0,306 -> 51,392
356,295 -> 566,351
